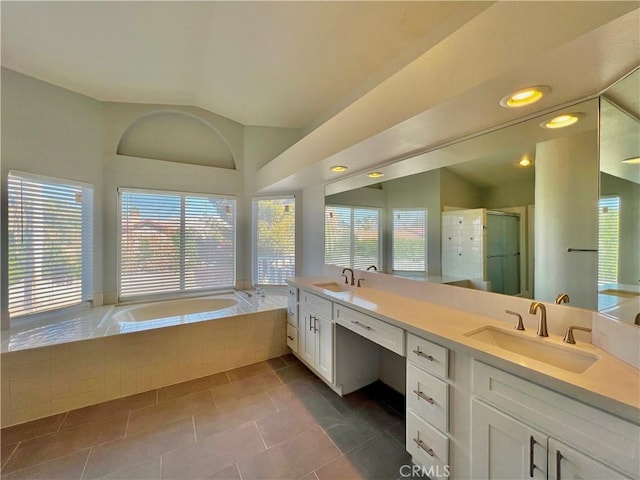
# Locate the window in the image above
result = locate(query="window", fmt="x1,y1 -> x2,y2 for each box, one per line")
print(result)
253,197 -> 295,285
119,188 -> 235,301
598,195 -> 620,286
392,209 -> 427,272
8,171 -> 93,318
325,205 -> 381,270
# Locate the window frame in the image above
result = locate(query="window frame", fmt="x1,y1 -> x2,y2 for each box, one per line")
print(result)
7,170 -> 94,320
252,195 -> 296,286
117,187 -> 237,302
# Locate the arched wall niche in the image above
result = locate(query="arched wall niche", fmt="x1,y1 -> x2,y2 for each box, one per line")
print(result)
117,110 -> 236,169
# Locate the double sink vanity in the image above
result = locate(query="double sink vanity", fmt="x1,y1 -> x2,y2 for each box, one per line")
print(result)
285,276 -> 639,479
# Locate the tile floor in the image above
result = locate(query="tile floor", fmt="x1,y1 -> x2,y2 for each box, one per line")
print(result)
0,355 -> 416,480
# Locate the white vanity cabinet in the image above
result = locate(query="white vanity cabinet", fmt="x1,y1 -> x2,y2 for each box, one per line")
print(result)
471,361 -> 638,480
471,399 -> 548,479
286,286 -> 299,352
299,291 -> 334,383
406,333 -> 451,475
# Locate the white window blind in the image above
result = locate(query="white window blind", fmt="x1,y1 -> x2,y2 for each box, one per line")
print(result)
253,197 -> 295,285
325,205 -> 381,270
8,171 -> 93,318
392,209 -> 427,271
598,195 -> 620,286
119,189 -> 235,301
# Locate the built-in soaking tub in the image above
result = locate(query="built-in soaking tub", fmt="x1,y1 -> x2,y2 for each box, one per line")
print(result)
1,291 -> 289,426
111,295 -> 243,333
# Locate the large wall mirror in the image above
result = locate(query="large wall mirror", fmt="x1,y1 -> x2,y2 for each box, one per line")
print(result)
325,68 -> 639,319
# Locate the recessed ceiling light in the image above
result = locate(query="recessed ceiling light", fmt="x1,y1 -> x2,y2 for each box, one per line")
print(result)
367,172 -> 384,178
622,156 -> 640,164
500,86 -> 550,108
541,113 -> 584,129
519,158 -> 532,167
330,165 -> 348,172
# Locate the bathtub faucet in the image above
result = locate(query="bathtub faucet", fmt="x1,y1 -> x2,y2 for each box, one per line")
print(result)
235,289 -> 253,298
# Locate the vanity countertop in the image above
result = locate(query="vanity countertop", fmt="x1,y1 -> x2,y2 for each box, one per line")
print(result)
289,276 -> 640,423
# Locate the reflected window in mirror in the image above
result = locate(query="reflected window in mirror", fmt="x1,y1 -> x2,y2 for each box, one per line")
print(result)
392,209 -> 427,273
597,195 -> 620,286
325,205 -> 382,270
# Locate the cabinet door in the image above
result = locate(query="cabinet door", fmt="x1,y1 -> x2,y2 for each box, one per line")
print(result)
315,315 -> 334,383
471,400 -> 547,480
299,309 -> 316,366
548,438 -> 631,480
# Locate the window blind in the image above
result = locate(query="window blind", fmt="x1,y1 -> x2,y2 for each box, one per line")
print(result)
119,189 -> 235,300
392,209 -> 427,271
598,196 -> 620,286
8,171 -> 93,318
325,205 -> 381,269
253,197 -> 295,285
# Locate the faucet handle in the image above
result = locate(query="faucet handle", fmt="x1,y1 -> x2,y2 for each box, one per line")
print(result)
357,278 -> 365,287
563,325 -> 592,344
506,310 -> 525,331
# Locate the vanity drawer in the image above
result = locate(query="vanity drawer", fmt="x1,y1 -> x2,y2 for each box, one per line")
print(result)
406,410 -> 449,473
407,363 -> 449,432
287,301 -> 298,328
334,304 -> 405,355
286,323 -> 298,352
407,333 -> 449,379
301,291 -> 332,319
287,285 -> 299,302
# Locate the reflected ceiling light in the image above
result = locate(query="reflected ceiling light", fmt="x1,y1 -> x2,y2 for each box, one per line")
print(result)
541,113 -> 583,129
367,172 -> 384,178
519,158 -> 532,167
330,165 -> 348,172
622,156 -> 640,164
500,86 -> 550,108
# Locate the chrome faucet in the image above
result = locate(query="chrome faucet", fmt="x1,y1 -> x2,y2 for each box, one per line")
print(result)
341,267 -> 355,286
555,293 -> 570,304
529,302 -> 548,337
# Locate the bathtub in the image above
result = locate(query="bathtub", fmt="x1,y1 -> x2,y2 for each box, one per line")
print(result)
113,297 -> 239,323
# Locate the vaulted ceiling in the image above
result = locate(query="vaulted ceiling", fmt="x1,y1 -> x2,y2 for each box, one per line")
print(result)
1,1 -> 486,129
2,1 -> 639,193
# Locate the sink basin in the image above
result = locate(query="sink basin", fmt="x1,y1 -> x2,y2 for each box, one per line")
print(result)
313,282 -> 352,293
465,326 -> 598,374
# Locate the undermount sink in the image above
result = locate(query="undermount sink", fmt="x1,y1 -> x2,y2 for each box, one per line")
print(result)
313,282 -> 352,293
465,326 -> 598,374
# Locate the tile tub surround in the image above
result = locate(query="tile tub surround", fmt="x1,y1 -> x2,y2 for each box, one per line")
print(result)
1,308 -> 288,427
0,357 -> 410,480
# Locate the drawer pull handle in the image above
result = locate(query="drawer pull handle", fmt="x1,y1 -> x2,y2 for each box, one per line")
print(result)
529,435 -> 536,478
287,335 -> 294,341
309,315 -> 316,331
351,320 -> 372,331
413,349 -> 434,361
556,450 -> 563,480
413,389 -> 435,404
413,437 -> 434,457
